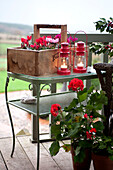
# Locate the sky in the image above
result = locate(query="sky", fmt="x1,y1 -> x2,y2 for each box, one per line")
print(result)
1,0 -> 113,33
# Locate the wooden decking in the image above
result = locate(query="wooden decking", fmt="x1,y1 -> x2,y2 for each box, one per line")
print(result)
0,135 -> 94,170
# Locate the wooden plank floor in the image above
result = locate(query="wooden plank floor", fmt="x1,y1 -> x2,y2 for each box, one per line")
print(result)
0,136 -> 94,170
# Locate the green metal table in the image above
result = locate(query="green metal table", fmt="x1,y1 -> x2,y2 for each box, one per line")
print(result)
5,70 -> 98,170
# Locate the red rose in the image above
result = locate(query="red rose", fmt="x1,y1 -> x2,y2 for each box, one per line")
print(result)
50,104 -> 61,117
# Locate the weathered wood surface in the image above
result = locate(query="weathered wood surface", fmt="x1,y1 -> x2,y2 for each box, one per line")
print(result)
0,137 -> 34,170
7,48 -> 58,76
0,151 -> 7,170
0,136 -> 94,170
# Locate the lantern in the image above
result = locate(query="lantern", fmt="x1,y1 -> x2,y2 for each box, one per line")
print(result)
57,42 -> 71,75
73,31 -> 88,73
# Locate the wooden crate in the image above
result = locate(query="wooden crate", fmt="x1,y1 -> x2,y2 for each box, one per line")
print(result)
7,24 -> 67,76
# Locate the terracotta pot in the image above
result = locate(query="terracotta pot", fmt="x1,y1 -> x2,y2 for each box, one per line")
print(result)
92,153 -> 113,170
71,146 -> 91,170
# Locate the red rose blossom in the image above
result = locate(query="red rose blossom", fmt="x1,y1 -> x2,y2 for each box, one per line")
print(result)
50,104 -> 61,117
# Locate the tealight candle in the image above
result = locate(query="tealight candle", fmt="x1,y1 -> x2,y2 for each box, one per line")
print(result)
77,62 -> 84,69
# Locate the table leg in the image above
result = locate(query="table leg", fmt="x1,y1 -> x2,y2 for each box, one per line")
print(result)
36,84 -> 40,170
49,83 -> 56,138
31,114 -> 38,143
31,84 -> 38,143
5,76 -> 15,157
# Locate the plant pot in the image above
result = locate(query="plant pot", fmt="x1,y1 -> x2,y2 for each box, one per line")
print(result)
71,146 -> 91,170
92,153 -> 113,170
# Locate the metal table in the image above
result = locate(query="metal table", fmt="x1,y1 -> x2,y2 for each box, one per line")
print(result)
5,70 -> 98,170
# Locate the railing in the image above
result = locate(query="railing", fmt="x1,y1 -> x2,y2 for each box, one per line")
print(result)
37,33 -> 113,65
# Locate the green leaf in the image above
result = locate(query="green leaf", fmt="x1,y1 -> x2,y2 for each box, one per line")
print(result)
62,144 -> 71,152
100,18 -> 106,22
99,144 -> 106,150
95,103 -> 103,110
49,141 -> 60,156
109,155 -> 113,161
86,104 -> 94,110
74,148 -> 86,163
79,92 -> 87,102
68,123 -> 80,137
75,146 -> 81,156
77,88 -> 87,96
93,121 -> 104,131
51,124 -> 61,137
67,98 -> 78,110
87,86 -> 94,94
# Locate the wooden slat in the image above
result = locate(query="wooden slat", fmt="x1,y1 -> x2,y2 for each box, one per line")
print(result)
17,136 -> 61,170
0,136 -> 94,169
43,141 -> 73,170
0,151 -> 7,170
43,140 -> 94,170
0,138 -> 35,170
35,24 -> 62,29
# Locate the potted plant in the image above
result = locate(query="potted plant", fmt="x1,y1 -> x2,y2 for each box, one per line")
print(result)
89,17 -> 113,59
49,78 -> 108,170
92,135 -> 113,170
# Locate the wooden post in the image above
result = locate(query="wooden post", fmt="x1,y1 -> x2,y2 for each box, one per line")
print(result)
34,24 -> 67,43
61,25 -> 67,42
34,25 -> 40,43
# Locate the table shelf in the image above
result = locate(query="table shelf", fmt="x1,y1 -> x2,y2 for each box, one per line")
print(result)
7,92 -> 76,116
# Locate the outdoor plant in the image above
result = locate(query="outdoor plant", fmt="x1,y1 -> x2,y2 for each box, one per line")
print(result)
49,78 -> 108,163
90,17 -> 113,57
92,135 -> 113,161
20,34 -> 78,50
